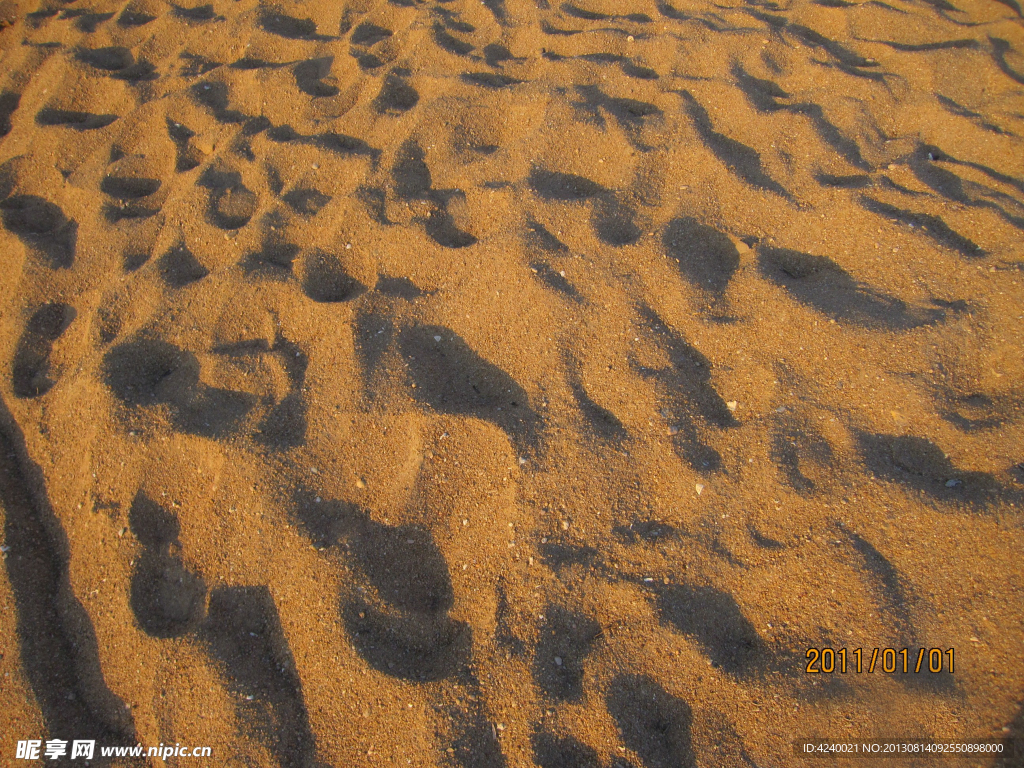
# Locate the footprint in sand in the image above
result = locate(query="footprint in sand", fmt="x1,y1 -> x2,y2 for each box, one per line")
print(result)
294,495 -> 472,682
128,492 -> 207,638
632,305 -> 737,472
533,606 -> 603,702
12,302 -> 76,399
127,492 -> 321,764
399,324 -> 541,453
102,337 -> 257,438
758,246 -> 947,330
663,217 -> 741,297
198,164 -> 258,230
201,586 -> 322,767
0,194 -> 78,268
606,675 -> 697,768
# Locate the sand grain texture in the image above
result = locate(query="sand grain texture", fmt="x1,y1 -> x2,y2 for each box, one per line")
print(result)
1,0 -> 1023,764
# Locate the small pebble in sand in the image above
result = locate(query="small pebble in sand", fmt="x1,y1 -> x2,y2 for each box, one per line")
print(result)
434,335 -> 442,342
355,478 -> 366,489
463,519 -> 469,526
554,657 -> 563,666
726,401 -> 737,412
667,426 -> 679,435
561,520 -> 569,530
695,483 -> 704,495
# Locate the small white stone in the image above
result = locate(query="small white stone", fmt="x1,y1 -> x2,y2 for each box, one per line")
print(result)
554,657 -> 563,666
726,401 -> 737,412
434,335 -> 442,342
695,483 -> 704,495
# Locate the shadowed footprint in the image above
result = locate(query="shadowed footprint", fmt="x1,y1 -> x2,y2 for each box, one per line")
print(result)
101,173 -> 162,221
294,57 -> 340,97
36,108 -> 118,130
198,165 -> 257,229
532,732 -> 602,768
293,495 -> 472,681
0,91 -> 20,136
859,196 -> 983,258
1,194 -> 78,268
76,46 -> 157,82
299,250 -> 366,302
201,586 -> 321,767
117,7 -> 155,26
190,81 -> 247,124
393,140 -> 431,198
653,584 -> 766,676
351,22 -> 392,45
75,45 -> 130,69
242,237 -> 300,279
425,205 -> 477,248
772,415 -> 835,493
525,221 -> 568,253
283,187 -> 331,215
103,337 -> 256,438
353,311 -> 394,396
374,72 -> 419,113
461,72 -> 523,88
12,303 -> 76,399
167,118 -> 202,172
680,91 -> 790,198
732,63 -> 868,170
434,23 -> 474,55
663,218 -> 740,295
100,175 -> 161,200
533,606 -> 602,701
171,3 -> 220,22
159,241 -> 209,288
531,262 -> 582,303
565,360 -> 626,442
857,432 -> 1002,502
633,306 -> 737,471
529,168 -> 605,201
259,10 -> 327,40
128,493 -> 207,638
574,86 -> 663,151
592,196 -> 641,246
607,675 -> 697,768
399,325 -> 541,451
758,246 -> 944,329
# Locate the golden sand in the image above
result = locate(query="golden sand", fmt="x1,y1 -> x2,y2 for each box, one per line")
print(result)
1,0 -> 1022,764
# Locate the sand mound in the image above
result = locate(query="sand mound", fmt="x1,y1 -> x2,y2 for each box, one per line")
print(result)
1,0 -> 1023,764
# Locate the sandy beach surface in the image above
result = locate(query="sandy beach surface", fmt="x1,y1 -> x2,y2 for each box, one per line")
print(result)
0,0 -> 1023,764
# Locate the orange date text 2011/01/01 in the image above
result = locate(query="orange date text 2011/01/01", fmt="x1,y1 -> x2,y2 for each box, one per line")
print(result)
804,647 -> 954,674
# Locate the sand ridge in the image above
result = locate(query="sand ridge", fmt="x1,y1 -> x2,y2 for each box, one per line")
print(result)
0,0 -> 1023,764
